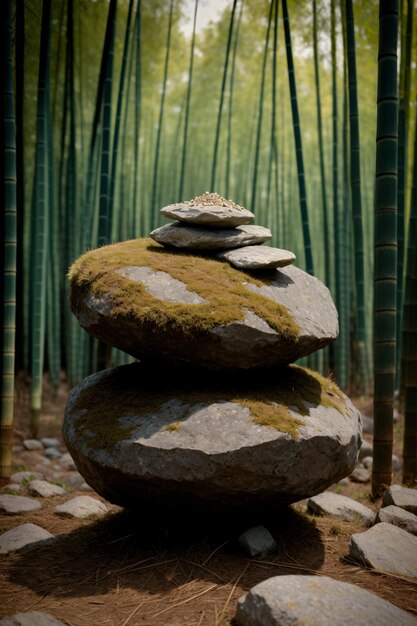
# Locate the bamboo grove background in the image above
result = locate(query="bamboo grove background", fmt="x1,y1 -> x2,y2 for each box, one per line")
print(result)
1,0 -> 417,490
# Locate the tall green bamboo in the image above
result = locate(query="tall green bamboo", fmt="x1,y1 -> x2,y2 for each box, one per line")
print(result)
251,0 -> 274,216
210,0 -> 238,192
1,0 -> 17,477
266,0 -> 279,221
150,0 -> 174,227
30,0 -> 53,438
179,0 -> 198,200
402,98 -> 417,486
372,0 -> 398,498
97,0 -> 117,247
226,0 -> 243,200
282,0 -> 314,275
133,0 -> 142,236
344,0 -> 370,392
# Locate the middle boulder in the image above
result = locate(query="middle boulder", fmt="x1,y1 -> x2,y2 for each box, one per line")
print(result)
69,238 -> 338,369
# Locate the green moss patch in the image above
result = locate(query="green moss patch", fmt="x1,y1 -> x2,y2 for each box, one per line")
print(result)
71,364 -> 347,451
69,238 -> 299,339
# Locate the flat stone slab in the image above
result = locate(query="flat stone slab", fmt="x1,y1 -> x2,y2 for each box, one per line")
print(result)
54,496 -> 107,519
0,495 -> 42,515
217,245 -> 296,270
27,480 -> 66,498
307,492 -> 375,525
150,223 -> 272,250
10,471 -> 43,484
236,575 -> 417,625
349,522 -> 417,577
383,485 -> 417,514
161,199 -> 254,228
0,612 -> 66,626
0,524 -> 54,554
376,505 -> 417,535
63,362 -> 361,514
238,526 -> 276,557
69,238 -> 338,369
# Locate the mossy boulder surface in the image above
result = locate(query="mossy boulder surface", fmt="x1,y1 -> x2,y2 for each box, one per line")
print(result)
63,363 -> 361,514
69,239 -> 338,369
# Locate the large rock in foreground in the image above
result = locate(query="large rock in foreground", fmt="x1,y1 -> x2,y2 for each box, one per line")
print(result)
63,363 -> 361,514
69,239 -> 338,369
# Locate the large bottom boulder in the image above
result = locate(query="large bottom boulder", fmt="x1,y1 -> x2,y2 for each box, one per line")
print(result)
63,363 -> 361,514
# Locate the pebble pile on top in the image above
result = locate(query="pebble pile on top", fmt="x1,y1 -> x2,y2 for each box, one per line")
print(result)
65,193 -> 362,514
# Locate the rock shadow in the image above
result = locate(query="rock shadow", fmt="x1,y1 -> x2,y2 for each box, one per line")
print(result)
8,505 -> 325,600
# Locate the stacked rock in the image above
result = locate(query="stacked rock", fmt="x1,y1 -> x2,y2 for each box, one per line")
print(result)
64,192 -> 361,516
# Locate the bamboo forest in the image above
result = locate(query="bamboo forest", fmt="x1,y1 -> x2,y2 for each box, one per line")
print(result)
1,0 -> 417,623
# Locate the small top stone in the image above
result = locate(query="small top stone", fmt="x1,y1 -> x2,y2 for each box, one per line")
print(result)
161,192 -> 255,228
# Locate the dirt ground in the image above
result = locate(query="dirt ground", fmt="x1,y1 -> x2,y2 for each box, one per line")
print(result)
0,374 -> 416,626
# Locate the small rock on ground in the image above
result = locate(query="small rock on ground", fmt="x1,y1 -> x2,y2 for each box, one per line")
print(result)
361,415 -> 373,434
44,448 -> 62,460
54,495 -> 107,519
40,438 -> 60,448
238,525 -> 277,557
350,467 -> 370,483
376,505 -> 417,535
362,456 -> 373,469
0,523 -> 54,554
359,440 -> 373,460
383,485 -> 417,514
2,484 -> 22,493
27,480 -> 66,498
308,492 -> 375,525
10,471 -> 43,484
0,495 -> 42,515
236,574 -> 417,626
58,452 -> 76,470
0,611 -> 66,626
349,522 -> 417,578
23,439 -> 43,451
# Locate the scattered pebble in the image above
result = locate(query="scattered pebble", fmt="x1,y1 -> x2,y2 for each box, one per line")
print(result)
238,525 -> 277,557
23,439 -> 43,451
44,447 -> 62,460
236,574 -> 417,626
361,415 -> 373,434
54,496 -> 107,519
2,484 -> 22,494
0,611 -> 66,626
27,480 -> 66,498
308,492 -> 375,525
10,471 -> 43,484
376,505 -> 417,535
0,523 -> 54,555
59,452 -> 76,470
362,456 -> 373,469
350,467 -> 370,483
0,494 -> 42,515
40,438 -> 61,448
337,477 -> 349,486
349,522 -> 417,578
391,455 -> 401,472
359,440 -> 373,460
383,485 -> 417,515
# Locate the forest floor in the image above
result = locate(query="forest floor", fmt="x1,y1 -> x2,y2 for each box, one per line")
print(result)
0,373 -> 416,626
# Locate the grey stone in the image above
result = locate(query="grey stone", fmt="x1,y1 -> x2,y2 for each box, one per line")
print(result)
54,495 -> 107,519
361,415 -> 373,433
160,200 -> 255,228
66,472 -> 85,488
383,484 -> 417,514
0,612 -> 66,626
150,223 -> 272,250
0,495 -> 42,515
338,477 -> 349,486
217,245 -> 296,270
350,467 -> 370,483
71,255 -> 338,370
235,575 -> 417,626
349,522 -> 417,577
44,447 -> 62,459
10,471 -> 43,484
22,439 -> 43,451
392,454 -> 401,472
59,452 -> 76,470
40,437 -> 61,448
307,492 -> 375,525
116,266 -> 206,304
27,480 -> 66,498
0,523 -> 54,554
238,526 -> 277,557
359,440 -> 373,460
63,363 -> 361,513
362,456 -> 373,469
2,484 -> 22,493
376,505 -> 417,535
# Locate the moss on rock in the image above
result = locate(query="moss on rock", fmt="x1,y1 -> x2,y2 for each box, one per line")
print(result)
70,363 -> 347,451
69,238 -> 300,339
